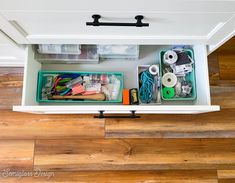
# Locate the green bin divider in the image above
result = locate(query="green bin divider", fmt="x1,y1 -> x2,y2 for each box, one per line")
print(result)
37,70 -> 123,103
159,49 -> 197,101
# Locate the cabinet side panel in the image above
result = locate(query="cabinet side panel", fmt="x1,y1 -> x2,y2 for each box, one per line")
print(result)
22,46 -> 41,105
193,45 -> 211,105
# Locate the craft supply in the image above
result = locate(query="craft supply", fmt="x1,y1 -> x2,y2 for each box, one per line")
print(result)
163,50 -> 178,65
163,67 -> 173,74
72,84 -> 85,95
111,77 -> 121,100
152,76 -> 161,103
60,88 -> 71,96
53,77 -> 61,89
89,74 -> 111,84
50,93 -> 106,101
171,64 -> 193,75
66,76 -> 83,88
162,73 -> 177,87
83,76 -> 91,83
157,77 -> 161,103
59,74 -> 80,80
139,71 -> 154,103
181,81 -> 192,97
175,51 -> 193,65
84,83 -> 101,92
130,88 -> 139,105
45,76 -> 54,88
162,87 -> 175,99
82,91 -> 99,95
58,78 -> 71,84
101,85 -> 112,101
122,89 -> 130,105
148,65 -> 159,76
174,81 -> 182,97
55,85 -> 67,92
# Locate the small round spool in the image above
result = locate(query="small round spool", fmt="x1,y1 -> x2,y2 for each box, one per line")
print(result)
163,50 -> 178,65
163,87 -> 175,99
148,65 -> 159,76
162,73 -> 177,87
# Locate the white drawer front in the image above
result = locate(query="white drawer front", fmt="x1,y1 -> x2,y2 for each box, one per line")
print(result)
13,44 -> 220,114
13,105 -> 219,114
1,12 -> 233,44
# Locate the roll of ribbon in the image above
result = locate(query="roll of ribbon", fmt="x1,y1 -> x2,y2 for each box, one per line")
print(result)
162,73 -> 177,87
148,64 -> 159,76
163,50 -> 178,65
163,87 -> 175,99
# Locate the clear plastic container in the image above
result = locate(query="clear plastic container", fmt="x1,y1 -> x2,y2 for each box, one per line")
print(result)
34,45 -> 99,64
98,45 -> 139,60
37,70 -> 124,103
38,44 -> 81,55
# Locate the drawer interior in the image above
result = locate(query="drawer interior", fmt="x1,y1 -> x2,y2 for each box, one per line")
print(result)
22,44 -> 211,107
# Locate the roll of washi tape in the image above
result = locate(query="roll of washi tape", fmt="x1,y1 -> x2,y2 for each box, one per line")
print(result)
163,50 -> 178,65
162,73 -> 177,87
162,87 -> 175,99
148,64 -> 159,76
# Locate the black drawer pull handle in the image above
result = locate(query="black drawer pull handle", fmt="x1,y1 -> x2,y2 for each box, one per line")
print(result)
86,14 -> 149,27
94,110 -> 141,119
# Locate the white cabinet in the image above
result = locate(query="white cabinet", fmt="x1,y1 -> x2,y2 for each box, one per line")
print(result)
0,12 -> 234,45
0,31 -> 25,67
0,0 -> 234,46
0,0 -> 234,114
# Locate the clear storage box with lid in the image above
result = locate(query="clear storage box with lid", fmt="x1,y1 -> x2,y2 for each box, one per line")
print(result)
98,45 -> 139,60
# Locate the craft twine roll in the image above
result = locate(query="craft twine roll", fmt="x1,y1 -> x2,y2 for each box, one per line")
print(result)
162,73 -> 177,87
163,50 -> 178,65
162,87 -> 175,99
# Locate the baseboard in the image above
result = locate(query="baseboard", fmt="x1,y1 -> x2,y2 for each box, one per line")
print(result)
0,60 -> 24,67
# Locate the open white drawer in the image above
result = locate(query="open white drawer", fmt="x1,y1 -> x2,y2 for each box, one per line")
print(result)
13,44 -> 220,114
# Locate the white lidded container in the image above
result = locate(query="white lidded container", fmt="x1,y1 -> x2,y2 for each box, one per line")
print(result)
98,45 -> 139,60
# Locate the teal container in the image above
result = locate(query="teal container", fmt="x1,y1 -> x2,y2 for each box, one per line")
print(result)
160,49 -> 197,101
37,70 -> 123,103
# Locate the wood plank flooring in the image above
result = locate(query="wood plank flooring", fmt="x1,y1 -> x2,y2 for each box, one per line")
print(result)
105,109 -> 235,138
0,140 -> 34,171
0,37 -> 235,182
0,171 -> 218,183
34,139 -> 235,171
218,170 -> 235,183
0,68 -> 23,109
0,110 -> 104,139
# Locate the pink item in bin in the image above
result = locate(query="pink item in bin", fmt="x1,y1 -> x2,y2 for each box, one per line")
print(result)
82,91 -> 99,95
72,84 -> 85,95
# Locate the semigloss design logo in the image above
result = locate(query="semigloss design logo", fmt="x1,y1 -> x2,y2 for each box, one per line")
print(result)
1,168 -> 55,179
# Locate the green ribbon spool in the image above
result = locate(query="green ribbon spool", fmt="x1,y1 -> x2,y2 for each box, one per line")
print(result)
163,87 -> 175,99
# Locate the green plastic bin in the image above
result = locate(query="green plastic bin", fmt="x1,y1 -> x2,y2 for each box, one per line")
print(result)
37,70 -> 123,103
160,49 -> 197,101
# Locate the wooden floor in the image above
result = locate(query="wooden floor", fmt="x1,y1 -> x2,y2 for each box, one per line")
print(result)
0,39 -> 235,182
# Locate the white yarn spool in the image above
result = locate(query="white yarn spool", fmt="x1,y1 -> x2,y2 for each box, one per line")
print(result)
162,73 -> 177,87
